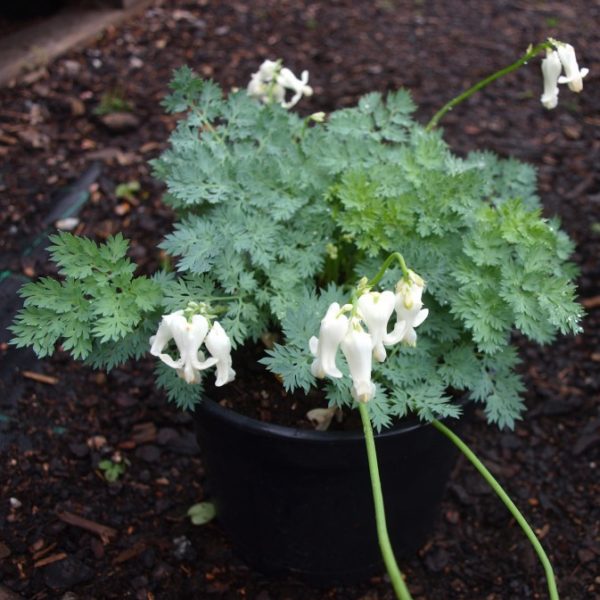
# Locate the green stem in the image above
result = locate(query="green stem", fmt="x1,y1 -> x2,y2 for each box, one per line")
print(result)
359,404 -> 414,600
425,42 -> 553,131
431,419 -> 559,600
368,252 -> 410,288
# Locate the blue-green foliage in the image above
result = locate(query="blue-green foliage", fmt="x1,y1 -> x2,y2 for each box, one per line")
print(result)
12,68 -> 582,429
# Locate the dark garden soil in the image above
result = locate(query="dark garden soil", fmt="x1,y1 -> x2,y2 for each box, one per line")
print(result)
1,1 -> 599,599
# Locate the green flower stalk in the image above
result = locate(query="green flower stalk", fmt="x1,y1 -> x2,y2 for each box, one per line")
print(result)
432,419 -> 559,600
308,257 -> 427,599
360,403 -> 413,600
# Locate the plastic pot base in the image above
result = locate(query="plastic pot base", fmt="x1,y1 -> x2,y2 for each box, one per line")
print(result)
194,399 -> 460,586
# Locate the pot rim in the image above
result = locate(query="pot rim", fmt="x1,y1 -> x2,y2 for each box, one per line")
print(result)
195,396 -> 427,442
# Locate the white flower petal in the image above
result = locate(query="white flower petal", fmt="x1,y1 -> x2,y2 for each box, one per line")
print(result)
205,321 -> 236,387
540,50 -> 561,110
389,271 -> 429,346
150,311 -> 218,384
311,303 -> 348,379
557,43 -> 588,93
358,290 -> 396,362
341,320 -> 375,403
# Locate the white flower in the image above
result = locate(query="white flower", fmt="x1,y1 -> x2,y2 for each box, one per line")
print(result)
557,43 -> 589,93
204,321 -> 236,387
247,59 -> 284,104
277,67 -> 313,109
247,59 -> 313,109
540,50 -> 562,110
384,271 -> 429,347
150,311 -> 218,384
309,302 -> 349,379
357,290 -> 397,362
341,318 -> 376,403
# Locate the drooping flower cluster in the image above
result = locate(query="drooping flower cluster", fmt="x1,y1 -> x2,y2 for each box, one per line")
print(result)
541,42 -> 588,110
150,309 -> 235,386
309,271 -> 428,403
247,59 -> 313,109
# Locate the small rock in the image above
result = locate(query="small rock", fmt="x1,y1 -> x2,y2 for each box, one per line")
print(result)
157,427 -> 179,445
87,435 -> 107,450
131,575 -> 148,590
43,556 -> 93,590
0,541 -> 11,559
166,430 -> 200,456
55,217 -> 80,231
172,535 -> 194,561
424,546 -> 449,573
445,509 -> 460,524
152,561 -> 173,581
9,497 -> 21,509
115,393 -> 138,408
68,443 -> 88,458
99,112 -> 140,133
135,445 -> 161,463
17,127 -> 51,150
62,60 -> 81,76
67,97 -> 86,117
577,549 -> 595,564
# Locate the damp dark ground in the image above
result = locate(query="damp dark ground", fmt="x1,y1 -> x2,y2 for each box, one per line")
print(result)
0,1 -> 599,599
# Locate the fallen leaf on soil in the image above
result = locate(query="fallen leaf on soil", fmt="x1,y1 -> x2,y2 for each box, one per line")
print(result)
188,502 -> 216,525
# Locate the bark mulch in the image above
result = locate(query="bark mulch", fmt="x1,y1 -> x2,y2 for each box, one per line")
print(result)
0,1 -> 599,599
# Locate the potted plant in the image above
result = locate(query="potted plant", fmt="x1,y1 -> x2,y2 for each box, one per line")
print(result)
11,40 -> 587,599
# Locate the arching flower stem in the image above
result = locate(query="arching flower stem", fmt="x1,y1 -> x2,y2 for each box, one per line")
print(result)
425,41 -> 553,132
367,252 -> 411,289
432,419 -> 559,600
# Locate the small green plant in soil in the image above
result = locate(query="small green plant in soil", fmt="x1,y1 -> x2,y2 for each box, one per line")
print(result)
115,180 -> 141,202
98,455 -> 129,482
11,39 -> 588,600
93,89 -> 134,116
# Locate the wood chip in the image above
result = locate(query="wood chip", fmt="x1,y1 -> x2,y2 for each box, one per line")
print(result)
21,371 -> 58,385
33,552 -> 67,568
0,541 -> 11,560
581,296 -> 600,309
31,542 -> 57,562
56,511 -> 117,544
112,541 -> 146,564
131,422 -> 157,444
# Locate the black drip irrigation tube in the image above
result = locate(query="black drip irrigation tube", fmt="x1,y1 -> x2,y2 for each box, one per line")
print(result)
0,161 -> 102,361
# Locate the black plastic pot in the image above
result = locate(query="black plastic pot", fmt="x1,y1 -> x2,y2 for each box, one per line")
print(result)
194,399 -> 460,585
